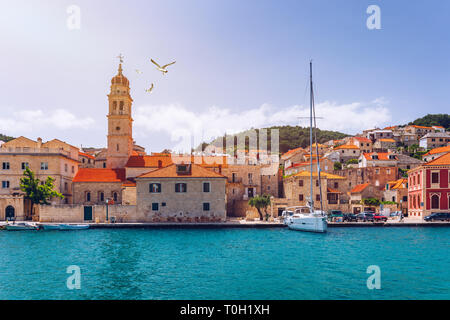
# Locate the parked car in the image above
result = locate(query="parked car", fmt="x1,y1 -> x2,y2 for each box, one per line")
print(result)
328,210 -> 344,222
356,212 -> 375,222
373,214 -> 388,222
424,212 -> 450,222
343,213 -> 358,222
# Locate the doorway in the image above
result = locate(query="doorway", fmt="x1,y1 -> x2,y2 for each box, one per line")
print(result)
5,206 -> 15,221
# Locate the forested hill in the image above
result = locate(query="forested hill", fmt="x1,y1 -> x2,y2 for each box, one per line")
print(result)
408,114 -> 450,130
0,134 -> 14,142
201,126 -> 349,154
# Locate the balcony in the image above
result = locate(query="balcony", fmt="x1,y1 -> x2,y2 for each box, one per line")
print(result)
228,177 -> 243,184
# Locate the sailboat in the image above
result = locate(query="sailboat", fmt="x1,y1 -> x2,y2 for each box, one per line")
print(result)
283,61 -> 328,233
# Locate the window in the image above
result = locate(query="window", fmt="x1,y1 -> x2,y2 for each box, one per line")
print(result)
316,180 -> 319,187
64,182 -> 68,192
161,202 -> 166,207
103,163 -> 106,168
113,192 -> 118,202
65,164 -> 68,172
248,173 -> 253,184
21,162 -> 29,170
41,162 -> 48,170
431,195 -> 440,209
203,182 -> 211,193
299,194 -> 304,201
403,196 -> 408,202
431,172 -> 439,184
299,180 -> 304,187
149,183 -> 162,193
316,194 -> 321,201
2,181 -> 10,189
116,144 -> 119,151
152,203 -> 159,211
334,182 -> 339,189
232,173 -> 237,183
203,202 -> 210,211
2,162 -> 10,170
116,127 -> 120,131
99,192 -> 105,202
175,183 -> 187,193
86,192 -> 91,202
72,166 -> 75,173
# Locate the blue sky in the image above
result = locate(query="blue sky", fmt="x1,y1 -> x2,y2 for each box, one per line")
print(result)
0,0 -> 449,152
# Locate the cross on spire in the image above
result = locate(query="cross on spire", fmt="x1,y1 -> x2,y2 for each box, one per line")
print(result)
117,53 -> 124,64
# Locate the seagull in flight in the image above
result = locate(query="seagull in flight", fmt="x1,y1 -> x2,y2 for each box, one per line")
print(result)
151,59 -> 176,75
145,83 -> 154,93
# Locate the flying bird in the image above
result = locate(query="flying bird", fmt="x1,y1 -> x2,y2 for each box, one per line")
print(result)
151,59 -> 176,75
135,69 -> 143,74
145,83 -> 154,93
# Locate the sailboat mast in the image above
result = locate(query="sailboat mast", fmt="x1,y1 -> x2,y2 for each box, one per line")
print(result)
309,61 -> 314,209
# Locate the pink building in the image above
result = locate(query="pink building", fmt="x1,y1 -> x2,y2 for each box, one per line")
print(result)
408,152 -> 450,219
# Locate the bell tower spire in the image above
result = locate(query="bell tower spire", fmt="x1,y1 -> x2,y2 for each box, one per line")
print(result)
106,55 -> 133,169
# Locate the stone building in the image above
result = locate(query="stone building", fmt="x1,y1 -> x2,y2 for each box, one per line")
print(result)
72,168 -> 127,205
383,179 -> 408,214
358,152 -> 398,168
373,138 -> 397,152
135,163 -> 226,222
419,132 -> 450,150
348,136 -> 373,154
350,183 -> 382,214
335,166 -> 398,190
280,147 -> 306,168
333,144 -> 360,163
282,171 -> 349,213
0,136 -> 79,205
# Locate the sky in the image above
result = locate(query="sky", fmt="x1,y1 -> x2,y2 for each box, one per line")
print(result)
0,0 -> 449,152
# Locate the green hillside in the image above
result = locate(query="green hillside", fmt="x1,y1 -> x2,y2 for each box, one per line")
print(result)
0,133 -> 14,142
200,126 -> 349,154
408,114 -> 450,130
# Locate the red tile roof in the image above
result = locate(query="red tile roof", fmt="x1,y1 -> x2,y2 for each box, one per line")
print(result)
122,179 -> 136,187
125,155 -> 228,168
137,164 -> 226,179
334,144 -> 359,150
351,183 -> 370,193
79,151 -> 95,160
73,168 -> 126,183
363,152 -> 397,161
282,147 -> 305,158
353,137 -> 372,143
125,155 -> 173,168
424,145 -> 450,156
423,152 -> 450,166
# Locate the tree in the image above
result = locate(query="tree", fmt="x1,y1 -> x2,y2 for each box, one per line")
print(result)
334,162 -> 342,171
361,198 -> 381,206
248,194 -> 271,221
20,167 -> 64,215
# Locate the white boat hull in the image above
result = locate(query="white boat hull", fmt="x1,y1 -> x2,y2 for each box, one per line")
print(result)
5,223 -> 38,231
286,216 -> 327,233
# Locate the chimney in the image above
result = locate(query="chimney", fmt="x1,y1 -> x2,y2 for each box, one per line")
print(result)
158,160 -> 163,169
37,137 -> 43,149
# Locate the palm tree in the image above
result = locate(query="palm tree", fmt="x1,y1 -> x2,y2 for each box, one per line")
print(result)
248,195 -> 271,221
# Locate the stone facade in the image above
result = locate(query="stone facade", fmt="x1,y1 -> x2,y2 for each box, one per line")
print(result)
0,137 -> 79,204
136,164 -> 227,222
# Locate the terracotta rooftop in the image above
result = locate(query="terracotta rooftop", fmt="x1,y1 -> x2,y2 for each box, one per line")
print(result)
125,155 -> 173,168
353,137 -> 372,143
137,164 -> 226,179
423,152 -> 450,166
281,147 -> 305,158
351,183 -> 370,193
79,151 -> 95,160
424,145 -> 450,156
363,152 -> 397,161
379,138 -> 396,143
73,168 -> 126,183
334,144 -> 359,150
125,155 -> 228,168
293,171 -> 346,180
386,179 -> 407,190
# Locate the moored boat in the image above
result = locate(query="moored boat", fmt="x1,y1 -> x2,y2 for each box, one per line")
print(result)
5,222 -> 39,231
58,224 -> 90,231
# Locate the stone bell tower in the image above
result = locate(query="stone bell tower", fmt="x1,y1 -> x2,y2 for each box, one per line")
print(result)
106,58 -> 133,169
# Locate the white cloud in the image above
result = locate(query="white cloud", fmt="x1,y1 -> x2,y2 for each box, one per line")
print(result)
134,98 -> 392,151
0,109 -> 95,134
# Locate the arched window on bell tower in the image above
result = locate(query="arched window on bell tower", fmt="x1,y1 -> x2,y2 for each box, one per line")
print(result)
113,101 -> 117,112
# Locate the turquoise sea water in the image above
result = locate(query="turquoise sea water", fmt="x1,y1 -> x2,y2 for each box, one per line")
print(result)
0,227 -> 448,300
